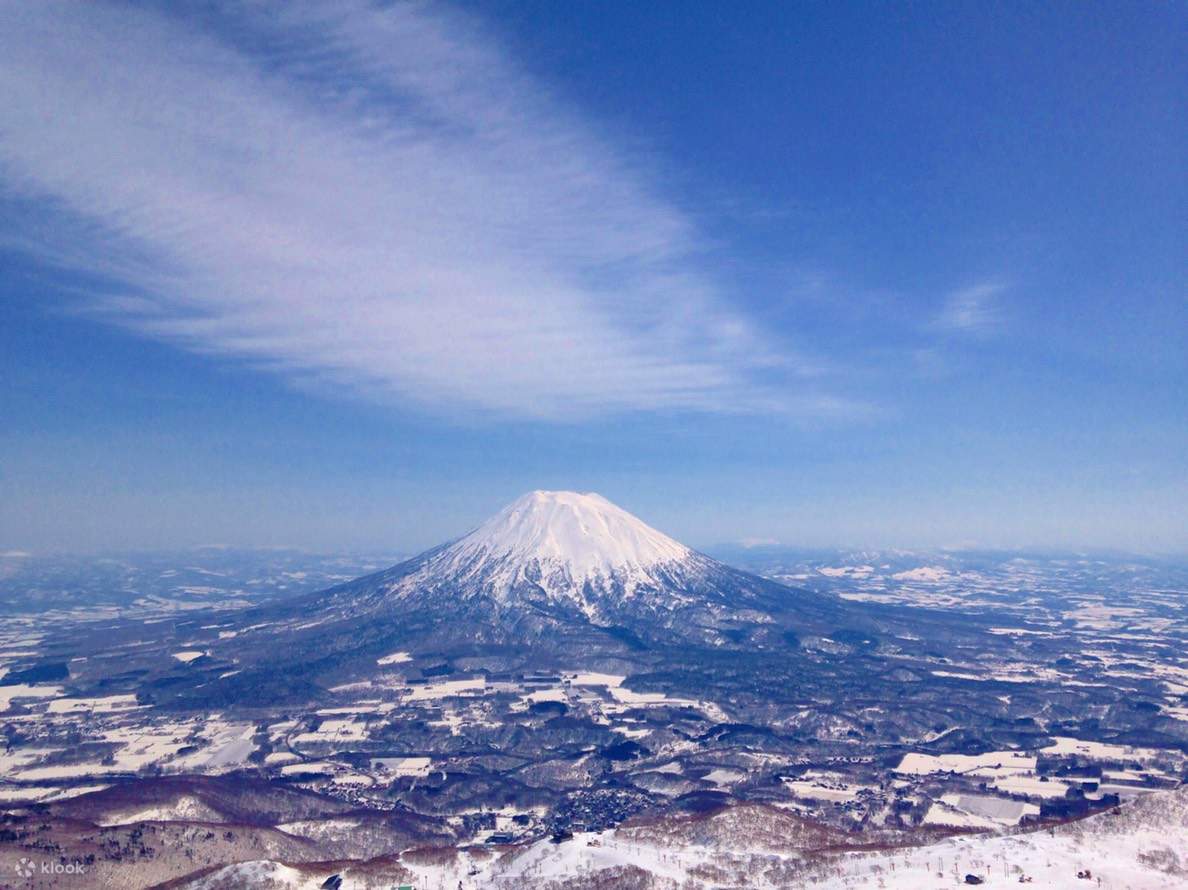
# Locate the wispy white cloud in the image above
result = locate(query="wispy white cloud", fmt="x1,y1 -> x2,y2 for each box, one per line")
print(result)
934,282 -> 1006,335
0,1 -> 833,420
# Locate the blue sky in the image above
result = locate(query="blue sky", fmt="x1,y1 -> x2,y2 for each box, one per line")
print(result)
1,1 -> 1184,554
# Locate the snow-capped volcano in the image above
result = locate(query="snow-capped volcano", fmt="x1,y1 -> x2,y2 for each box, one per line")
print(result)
387,490 -> 707,617
441,490 -> 691,588
127,490 -> 854,693
328,490 -> 799,627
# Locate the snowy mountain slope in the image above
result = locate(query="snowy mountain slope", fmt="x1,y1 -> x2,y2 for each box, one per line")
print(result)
788,783 -> 1188,889
447,787 -> 1188,889
164,787 -> 1188,889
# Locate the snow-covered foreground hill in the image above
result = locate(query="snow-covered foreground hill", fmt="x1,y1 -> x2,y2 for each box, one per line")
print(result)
491,790 -> 1186,889
806,787 -> 1187,889
176,787 -> 1187,889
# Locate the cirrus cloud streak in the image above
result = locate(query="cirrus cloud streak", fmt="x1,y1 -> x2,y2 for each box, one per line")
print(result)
0,1 -> 829,419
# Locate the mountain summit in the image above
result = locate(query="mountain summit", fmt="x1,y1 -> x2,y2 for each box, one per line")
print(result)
374,490 -> 707,619
435,490 -> 691,590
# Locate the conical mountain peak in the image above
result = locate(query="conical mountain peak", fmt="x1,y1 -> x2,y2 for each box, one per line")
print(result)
310,489 -> 810,638
445,490 -> 691,581
323,489 -> 802,627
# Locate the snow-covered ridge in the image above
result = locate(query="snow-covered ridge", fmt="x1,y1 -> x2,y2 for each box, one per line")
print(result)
438,490 -> 690,582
